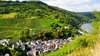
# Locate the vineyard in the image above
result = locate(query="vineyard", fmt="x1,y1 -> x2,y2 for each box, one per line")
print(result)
0,18 -> 57,42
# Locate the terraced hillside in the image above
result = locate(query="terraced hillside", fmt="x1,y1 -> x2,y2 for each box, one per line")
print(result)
0,18 -> 56,41
0,1 -> 91,41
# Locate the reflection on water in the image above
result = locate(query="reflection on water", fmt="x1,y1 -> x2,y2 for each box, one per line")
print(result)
81,23 -> 94,33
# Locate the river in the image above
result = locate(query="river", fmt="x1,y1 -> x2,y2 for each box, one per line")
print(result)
81,23 -> 94,33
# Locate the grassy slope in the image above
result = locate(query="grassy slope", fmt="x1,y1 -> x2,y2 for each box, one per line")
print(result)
0,12 -> 17,18
0,18 -> 57,42
66,21 -> 100,56
42,21 -> 100,56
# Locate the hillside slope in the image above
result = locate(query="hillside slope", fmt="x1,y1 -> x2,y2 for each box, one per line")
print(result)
80,12 -> 96,19
66,22 -> 100,56
0,1 -> 92,41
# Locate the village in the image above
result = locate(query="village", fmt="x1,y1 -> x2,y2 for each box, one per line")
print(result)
0,37 -> 73,56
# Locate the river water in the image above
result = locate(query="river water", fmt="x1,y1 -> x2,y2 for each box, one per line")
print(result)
81,23 -> 94,33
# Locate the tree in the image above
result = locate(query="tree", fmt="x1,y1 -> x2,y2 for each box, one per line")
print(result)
20,29 -> 32,41
0,44 -> 10,54
42,32 -> 47,40
93,11 -> 100,21
10,47 -> 26,56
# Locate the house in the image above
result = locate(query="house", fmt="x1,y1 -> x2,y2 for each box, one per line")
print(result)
0,39 -> 10,46
4,54 -> 10,56
67,37 -> 73,43
27,49 -> 36,56
78,30 -> 84,35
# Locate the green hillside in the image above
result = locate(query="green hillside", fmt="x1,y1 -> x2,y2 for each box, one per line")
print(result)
0,18 -> 56,41
0,1 -> 92,41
